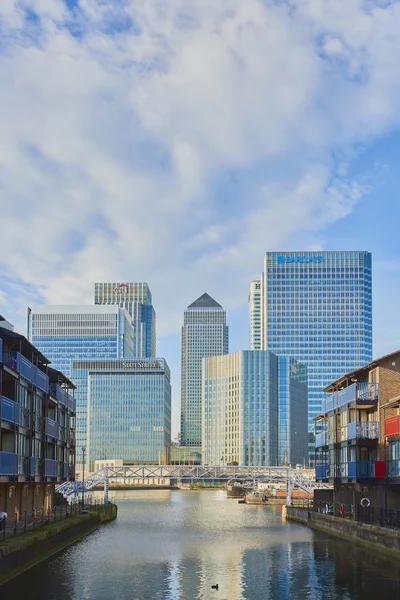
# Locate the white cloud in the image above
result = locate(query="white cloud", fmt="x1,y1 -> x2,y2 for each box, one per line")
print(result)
0,0 -> 399,341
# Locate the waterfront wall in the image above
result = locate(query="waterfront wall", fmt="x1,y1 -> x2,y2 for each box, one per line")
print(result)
286,507 -> 400,559
0,504 -> 117,583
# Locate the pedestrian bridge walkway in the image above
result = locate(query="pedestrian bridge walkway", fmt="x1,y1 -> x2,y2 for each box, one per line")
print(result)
56,465 -> 330,504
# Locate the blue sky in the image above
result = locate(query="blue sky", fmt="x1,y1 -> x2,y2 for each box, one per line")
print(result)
1,1 -> 400,437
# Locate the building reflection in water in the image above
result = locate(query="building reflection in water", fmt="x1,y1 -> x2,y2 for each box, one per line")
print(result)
2,491 -> 400,600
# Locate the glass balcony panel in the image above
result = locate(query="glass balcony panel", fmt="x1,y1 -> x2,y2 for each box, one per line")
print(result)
315,432 -> 327,447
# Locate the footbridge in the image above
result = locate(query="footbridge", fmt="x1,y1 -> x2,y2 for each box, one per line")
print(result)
56,465 -> 330,505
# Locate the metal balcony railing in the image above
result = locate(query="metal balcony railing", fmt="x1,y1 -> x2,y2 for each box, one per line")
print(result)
3,351 -> 49,392
42,459 -> 58,477
0,451 -> 18,476
315,464 -> 328,479
1,396 -> 19,425
388,460 -> 400,478
323,382 -> 379,415
348,460 -> 375,479
45,417 -> 59,439
348,421 -> 379,440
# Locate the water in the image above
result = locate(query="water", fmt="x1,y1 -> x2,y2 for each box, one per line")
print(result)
2,490 -> 400,600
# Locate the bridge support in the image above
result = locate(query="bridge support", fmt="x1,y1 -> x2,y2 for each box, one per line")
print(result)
286,469 -> 292,506
104,476 -> 109,505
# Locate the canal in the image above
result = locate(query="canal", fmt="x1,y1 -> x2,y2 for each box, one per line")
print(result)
2,490 -> 400,599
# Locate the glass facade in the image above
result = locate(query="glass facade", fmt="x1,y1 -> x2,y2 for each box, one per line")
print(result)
94,282 -> 156,358
27,306 -> 134,455
259,251 -> 372,461
76,359 -> 171,464
202,351 -> 307,466
181,294 -> 229,448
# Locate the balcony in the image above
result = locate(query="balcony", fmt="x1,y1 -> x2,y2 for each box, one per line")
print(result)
3,351 -> 49,393
315,464 -> 328,479
1,396 -> 19,425
50,384 -> 76,413
43,459 -> 58,477
385,415 -> 400,438
315,432 -> 327,448
348,421 -> 379,441
324,382 -> 379,415
0,451 -> 18,475
348,460 -> 375,479
45,417 -> 59,439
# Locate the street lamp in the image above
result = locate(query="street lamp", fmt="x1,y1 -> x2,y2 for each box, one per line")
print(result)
81,446 -> 86,507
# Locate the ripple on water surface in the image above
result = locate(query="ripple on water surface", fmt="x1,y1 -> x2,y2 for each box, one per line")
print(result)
2,490 -> 400,600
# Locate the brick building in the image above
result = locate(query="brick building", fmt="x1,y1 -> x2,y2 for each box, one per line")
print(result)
315,350 -> 400,514
0,316 -> 75,517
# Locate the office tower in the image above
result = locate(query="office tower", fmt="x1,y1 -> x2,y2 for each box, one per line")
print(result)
27,305 -> 134,458
0,319 -> 75,515
94,282 -> 156,357
181,293 -> 229,449
78,358 -> 171,465
249,280 -> 262,350
257,251 -> 372,461
202,351 -> 307,466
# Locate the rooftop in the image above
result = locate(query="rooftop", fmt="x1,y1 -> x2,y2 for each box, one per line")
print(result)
187,293 -> 223,309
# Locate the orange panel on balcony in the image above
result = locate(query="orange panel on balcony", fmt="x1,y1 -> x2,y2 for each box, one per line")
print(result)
385,415 -> 400,437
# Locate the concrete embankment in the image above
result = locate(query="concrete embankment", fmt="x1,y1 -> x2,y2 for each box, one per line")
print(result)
286,506 -> 400,559
0,503 -> 117,584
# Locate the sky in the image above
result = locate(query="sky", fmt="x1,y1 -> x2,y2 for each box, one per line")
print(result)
1,0 -> 400,438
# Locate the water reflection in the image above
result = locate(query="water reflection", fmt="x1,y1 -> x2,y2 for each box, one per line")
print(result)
2,490 -> 400,599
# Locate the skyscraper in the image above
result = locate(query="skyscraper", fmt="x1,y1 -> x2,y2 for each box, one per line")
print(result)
256,251 -> 372,460
94,282 -> 156,358
249,280 -> 262,350
202,351 -> 307,466
77,358 -> 171,465
181,293 -> 229,448
28,305 -> 134,457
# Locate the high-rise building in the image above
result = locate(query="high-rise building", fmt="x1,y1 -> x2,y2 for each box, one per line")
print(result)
249,280 -> 262,350
0,318 -> 75,515
74,358 -> 171,465
257,251 -> 372,460
202,351 -> 307,466
94,282 -> 156,358
27,305 -> 134,458
181,293 -> 229,449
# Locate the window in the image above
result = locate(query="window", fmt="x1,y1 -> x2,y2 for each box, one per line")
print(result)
8,486 -> 16,498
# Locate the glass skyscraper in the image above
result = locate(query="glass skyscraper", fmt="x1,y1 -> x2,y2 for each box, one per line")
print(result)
27,305 -> 134,459
72,358 -> 171,465
202,351 -> 307,466
257,251 -> 372,460
181,293 -> 229,448
94,282 -> 156,358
